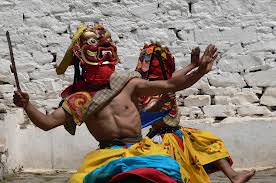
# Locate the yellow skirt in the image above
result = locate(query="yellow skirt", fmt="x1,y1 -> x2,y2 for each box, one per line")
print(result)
161,127 -> 231,183
69,137 -> 185,183
69,129 -> 231,183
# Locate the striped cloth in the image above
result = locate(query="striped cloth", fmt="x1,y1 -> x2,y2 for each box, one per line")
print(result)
84,71 -> 141,119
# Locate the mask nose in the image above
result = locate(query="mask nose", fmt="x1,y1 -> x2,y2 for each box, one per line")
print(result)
98,37 -> 111,47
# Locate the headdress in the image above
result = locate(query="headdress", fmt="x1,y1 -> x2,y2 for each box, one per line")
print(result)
135,42 -> 175,80
56,23 -> 119,97
56,24 -> 87,75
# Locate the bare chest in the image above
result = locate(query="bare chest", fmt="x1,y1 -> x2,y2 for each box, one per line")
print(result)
108,93 -> 136,115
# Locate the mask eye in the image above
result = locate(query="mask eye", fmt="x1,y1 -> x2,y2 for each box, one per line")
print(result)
87,38 -> 97,45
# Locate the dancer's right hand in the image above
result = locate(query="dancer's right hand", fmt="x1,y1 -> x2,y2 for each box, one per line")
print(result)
13,91 -> 30,109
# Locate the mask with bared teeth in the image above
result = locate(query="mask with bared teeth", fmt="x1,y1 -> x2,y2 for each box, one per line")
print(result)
72,24 -> 119,86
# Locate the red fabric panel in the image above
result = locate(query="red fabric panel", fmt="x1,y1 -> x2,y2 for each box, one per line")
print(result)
172,133 -> 184,151
108,168 -> 178,183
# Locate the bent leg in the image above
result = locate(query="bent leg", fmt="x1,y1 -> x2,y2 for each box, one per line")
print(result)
214,159 -> 255,183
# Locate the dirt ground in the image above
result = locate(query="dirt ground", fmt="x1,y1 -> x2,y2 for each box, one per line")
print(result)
1,168 -> 276,183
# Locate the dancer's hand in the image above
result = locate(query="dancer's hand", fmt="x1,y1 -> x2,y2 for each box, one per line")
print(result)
191,47 -> 200,67
198,44 -> 218,74
13,91 -> 30,109
161,93 -> 175,102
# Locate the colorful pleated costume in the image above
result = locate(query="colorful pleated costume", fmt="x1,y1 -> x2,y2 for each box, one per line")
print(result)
136,43 -> 233,183
69,137 -> 187,183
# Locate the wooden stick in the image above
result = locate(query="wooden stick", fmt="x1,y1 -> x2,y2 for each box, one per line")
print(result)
6,31 -> 21,91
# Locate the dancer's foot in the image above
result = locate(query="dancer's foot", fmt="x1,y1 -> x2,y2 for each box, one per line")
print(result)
230,169 -> 256,183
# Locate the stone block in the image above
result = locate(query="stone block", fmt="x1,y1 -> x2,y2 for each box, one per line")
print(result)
33,51 -> 53,65
0,11 -> 23,34
214,96 -> 231,105
29,69 -> 59,80
263,87 -> 276,97
176,97 -> 185,106
195,28 -> 221,43
189,77 -> 209,90
203,105 -> 236,117
247,40 -> 276,53
176,88 -> 199,97
0,59 -> 10,78
177,30 -> 195,42
179,117 -> 215,126
0,0 -> 14,7
257,26 -> 272,34
230,92 -> 259,105
21,81 -> 47,95
202,86 -> 241,96
271,111 -> 276,117
2,93 -> 13,102
0,85 -> 14,93
42,79 -> 63,96
241,87 -> 263,94
33,99 -> 61,111
129,3 -> 158,19
208,72 -> 246,88
178,106 -> 203,119
217,54 -> 264,73
121,55 -> 139,70
195,27 -> 257,44
164,19 -> 196,30
183,95 -> 211,107
221,27 -> 257,43
260,96 -> 276,107
237,105 -> 271,116
17,72 -> 30,83
244,70 -> 276,87
100,5 -> 130,17
136,28 -> 171,44
260,87 -> 276,106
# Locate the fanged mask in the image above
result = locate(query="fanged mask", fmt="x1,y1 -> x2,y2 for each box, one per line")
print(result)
73,24 -> 119,85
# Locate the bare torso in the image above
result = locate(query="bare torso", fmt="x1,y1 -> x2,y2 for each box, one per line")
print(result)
85,82 -> 141,141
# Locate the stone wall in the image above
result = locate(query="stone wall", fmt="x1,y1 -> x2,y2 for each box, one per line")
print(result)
0,105 -> 8,179
0,0 -> 276,173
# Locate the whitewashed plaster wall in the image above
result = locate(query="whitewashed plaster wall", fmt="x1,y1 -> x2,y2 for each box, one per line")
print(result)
0,0 -> 276,173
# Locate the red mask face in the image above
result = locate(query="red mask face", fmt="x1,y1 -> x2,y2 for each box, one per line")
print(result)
136,43 -> 175,80
73,24 -> 119,85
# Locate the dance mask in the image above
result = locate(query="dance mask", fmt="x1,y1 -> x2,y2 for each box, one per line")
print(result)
136,42 -> 175,81
72,24 -> 119,85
